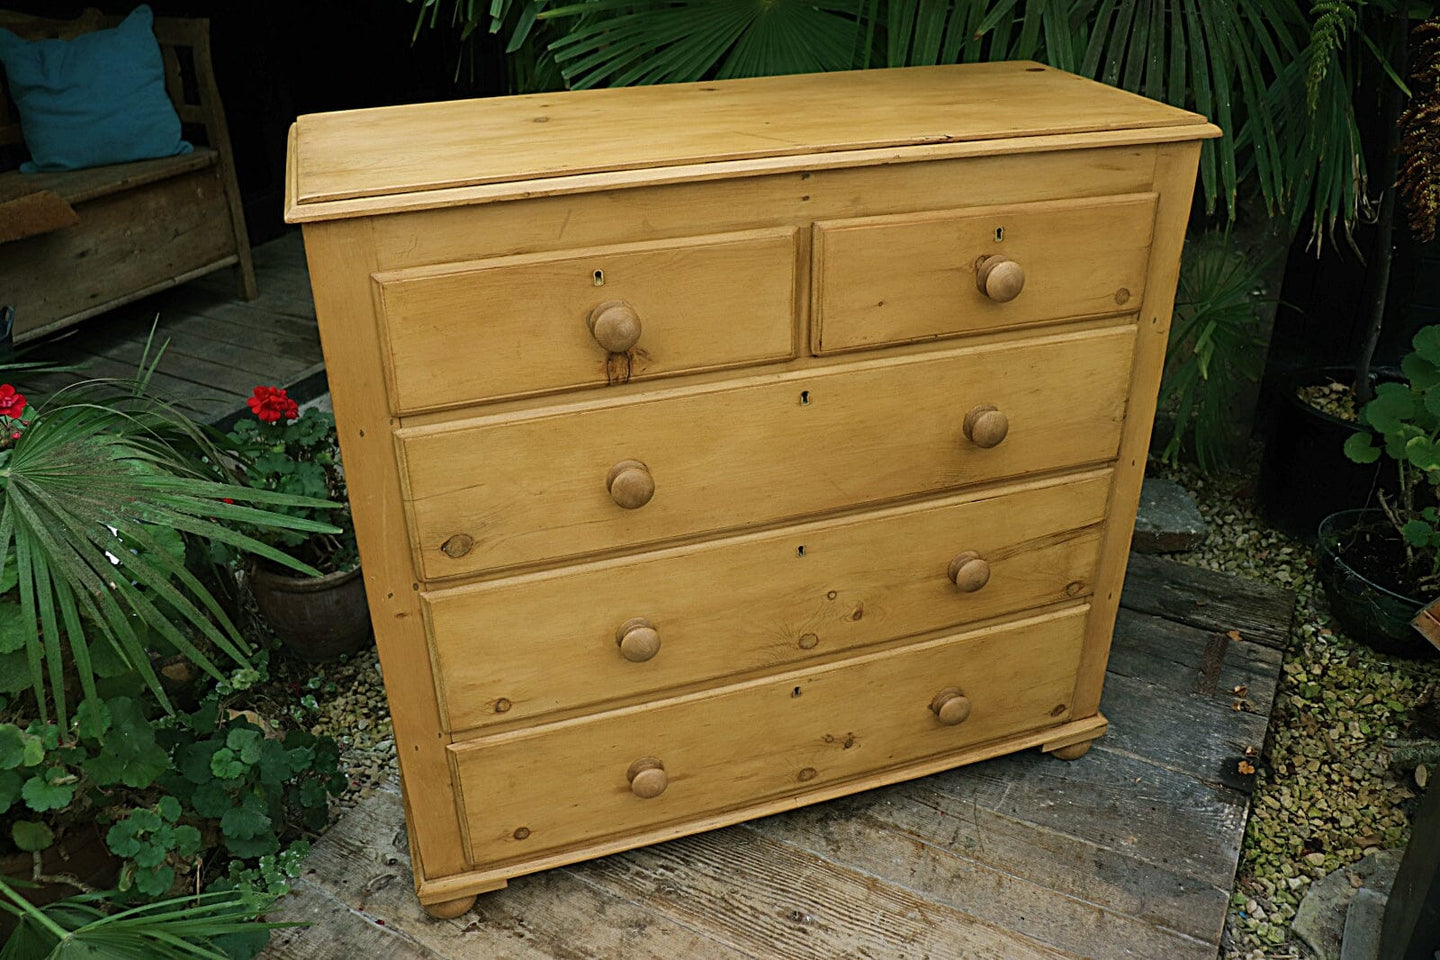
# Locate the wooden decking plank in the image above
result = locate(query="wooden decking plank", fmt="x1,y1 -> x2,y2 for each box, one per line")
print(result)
140,316 -> 315,383
573,827 -> 1082,960
924,747 -> 1248,882
146,301 -> 321,358
745,791 -> 1221,959
758,778 -> 1229,944
76,328 -> 287,400
50,351 -> 243,418
1120,553 -> 1294,647
292,785 -> 755,960
263,878 -> 442,960
165,283 -> 317,326
1095,672 -> 1272,791
1107,608 -> 1284,703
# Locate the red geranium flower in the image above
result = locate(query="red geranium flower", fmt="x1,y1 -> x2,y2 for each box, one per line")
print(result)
248,385 -> 299,424
0,384 -> 26,419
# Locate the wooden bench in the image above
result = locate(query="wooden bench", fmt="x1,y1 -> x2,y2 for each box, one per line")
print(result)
0,8 -> 255,343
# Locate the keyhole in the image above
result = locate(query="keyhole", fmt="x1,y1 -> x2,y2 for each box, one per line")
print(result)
799,390 -> 811,406
994,227 -> 1005,242
792,686 -> 803,698
593,269 -> 605,286
796,545 -> 806,558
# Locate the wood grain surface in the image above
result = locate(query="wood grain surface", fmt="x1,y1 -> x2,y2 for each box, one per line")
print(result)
291,61 -> 1208,209
374,228 -> 798,413
396,324 -> 1136,579
424,470 -> 1111,733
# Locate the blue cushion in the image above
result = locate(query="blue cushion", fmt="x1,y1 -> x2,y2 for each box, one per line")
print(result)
0,5 -> 191,173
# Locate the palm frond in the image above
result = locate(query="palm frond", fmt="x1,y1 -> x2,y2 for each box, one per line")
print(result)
0,878 -> 292,960
1308,0 -> 1360,111
1158,232 -> 1280,473
0,385 -> 340,727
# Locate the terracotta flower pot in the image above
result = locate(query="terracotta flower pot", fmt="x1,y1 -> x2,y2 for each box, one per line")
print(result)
248,563 -> 373,662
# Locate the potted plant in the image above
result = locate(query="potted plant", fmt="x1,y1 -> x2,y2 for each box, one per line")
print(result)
1258,8 -> 1439,535
223,386 -> 370,662
1329,325 -> 1440,657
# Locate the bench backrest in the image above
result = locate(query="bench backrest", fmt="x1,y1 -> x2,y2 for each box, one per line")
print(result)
0,8 -> 231,170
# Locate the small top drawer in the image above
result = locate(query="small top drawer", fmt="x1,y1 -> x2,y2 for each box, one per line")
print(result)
372,228 -> 799,413
812,193 -> 1157,354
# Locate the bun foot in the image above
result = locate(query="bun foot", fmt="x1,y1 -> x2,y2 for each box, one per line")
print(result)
1049,740 -> 1093,761
422,894 -> 477,919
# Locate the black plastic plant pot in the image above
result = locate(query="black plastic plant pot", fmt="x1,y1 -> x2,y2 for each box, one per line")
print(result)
1258,366 -> 1395,539
1316,509 -> 1437,660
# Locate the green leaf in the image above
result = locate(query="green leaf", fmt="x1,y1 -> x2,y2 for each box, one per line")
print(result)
220,792 -> 272,841
1364,383 -> 1416,433
11,819 -> 53,851
256,739 -> 295,785
178,739 -> 222,784
0,724 -> 32,769
1415,325 -> 1440,365
191,780 -> 233,819
211,747 -> 246,780
226,727 -> 263,765
0,650 -> 30,693
1343,431 -> 1382,464
0,768 -> 21,814
157,795 -> 181,823
73,697 -> 111,741
133,838 -> 170,868
21,768 -> 76,812
1403,519 -> 1434,548
1406,435 -> 1440,471
173,824 -> 203,857
132,863 -> 175,897
0,601 -> 24,654
1404,351 -> 1440,389
106,818 -> 144,858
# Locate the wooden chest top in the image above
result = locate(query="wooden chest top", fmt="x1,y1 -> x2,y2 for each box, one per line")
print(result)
286,61 -> 1213,221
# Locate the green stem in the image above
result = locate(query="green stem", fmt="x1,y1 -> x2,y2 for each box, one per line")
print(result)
0,874 -> 71,941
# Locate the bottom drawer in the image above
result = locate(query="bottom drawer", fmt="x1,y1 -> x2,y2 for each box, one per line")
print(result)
448,604 -> 1088,868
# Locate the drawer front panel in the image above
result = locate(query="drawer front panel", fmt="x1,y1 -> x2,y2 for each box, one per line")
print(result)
448,605 -> 1087,868
374,228 -> 799,413
425,471 -> 1111,732
397,324 -> 1136,579
813,193 -> 1157,353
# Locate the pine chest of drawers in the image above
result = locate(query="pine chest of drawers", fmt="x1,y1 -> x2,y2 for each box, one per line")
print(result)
285,62 -> 1218,916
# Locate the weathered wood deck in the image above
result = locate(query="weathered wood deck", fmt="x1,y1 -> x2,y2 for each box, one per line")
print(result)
264,553 -> 1293,960
21,232 -> 323,425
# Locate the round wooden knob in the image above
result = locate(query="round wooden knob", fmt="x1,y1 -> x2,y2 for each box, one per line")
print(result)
626,757 -> 668,799
606,459 -> 654,509
616,617 -> 661,662
963,404 -> 1009,448
976,255 -> 1025,302
587,300 -> 642,353
947,551 -> 991,592
929,687 -> 972,726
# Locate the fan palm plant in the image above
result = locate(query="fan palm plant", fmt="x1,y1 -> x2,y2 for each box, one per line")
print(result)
0,879 -> 288,959
406,0 -> 1425,244
0,357 -> 339,729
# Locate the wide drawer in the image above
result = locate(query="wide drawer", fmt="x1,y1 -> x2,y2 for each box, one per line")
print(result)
448,604 -> 1088,868
372,227 -> 799,413
396,324 -> 1136,579
812,193 -> 1157,353
424,470 -> 1111,733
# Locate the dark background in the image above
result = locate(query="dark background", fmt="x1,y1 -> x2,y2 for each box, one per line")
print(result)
8,1 -> 1440,404
6,0 -> 507,241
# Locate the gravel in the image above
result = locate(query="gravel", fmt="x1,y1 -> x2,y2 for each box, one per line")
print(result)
1153,456 -> 1440,960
